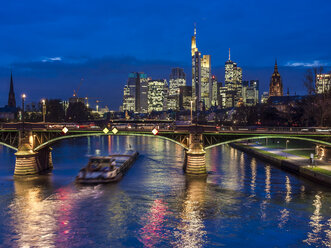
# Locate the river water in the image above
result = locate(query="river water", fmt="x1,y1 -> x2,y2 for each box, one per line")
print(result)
0,136 -> 331,247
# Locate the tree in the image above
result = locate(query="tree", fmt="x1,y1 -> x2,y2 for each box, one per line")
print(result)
46,99 -> 65,122
66,102 -> 90,122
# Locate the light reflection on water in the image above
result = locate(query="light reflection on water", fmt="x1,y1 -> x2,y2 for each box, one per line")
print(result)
0,136 -> 330,247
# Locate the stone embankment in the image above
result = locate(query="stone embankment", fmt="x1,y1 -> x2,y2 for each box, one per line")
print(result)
230,143 -> 331,187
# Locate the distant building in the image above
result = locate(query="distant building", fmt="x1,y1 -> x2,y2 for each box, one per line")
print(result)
122,72 -> 148,113
0,72 -> 18,121
261,92 -> 269,104
167,95 -> 178,111
211,76 -> 223,107
219,86 -> 227,109
242,80 -> 259,106
269,60 -> 283,96
179,86 -> 192,110
169,68 -> 186,96
268,95 -> 304,112
69,96 -> 85,104
168,68 -> 186,110
224,49 -> 242,108
122,85 -> 135,111
147,79 -> 168,112
316,73 -> 331,94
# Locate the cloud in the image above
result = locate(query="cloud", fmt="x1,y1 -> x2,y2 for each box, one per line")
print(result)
285,60 -> 329,67
41,57 -> 62,63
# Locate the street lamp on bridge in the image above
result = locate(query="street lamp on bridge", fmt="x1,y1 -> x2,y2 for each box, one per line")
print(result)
41,99 -> 46,123
21,93 -> 26,135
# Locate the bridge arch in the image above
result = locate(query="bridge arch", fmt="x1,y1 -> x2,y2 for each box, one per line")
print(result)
204,135 -> 331,150
0,142 -> 18,151
34,132 -> 187,151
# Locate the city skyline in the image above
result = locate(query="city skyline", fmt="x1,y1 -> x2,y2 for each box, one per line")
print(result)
0,0 -> 330,108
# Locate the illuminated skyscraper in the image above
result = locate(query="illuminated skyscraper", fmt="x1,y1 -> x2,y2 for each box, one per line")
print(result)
191,25 -> 200,106
169,68 -> 186,96
269,60 -> 283,96
201,55 -> 211,108
191,25 -> 211,109
316,73 -> 331,94
211,75 -> 222,107
224,49 -> 242,108
122,72 -> 148,112
147,79 -> 168,112
168,68 -> 186,110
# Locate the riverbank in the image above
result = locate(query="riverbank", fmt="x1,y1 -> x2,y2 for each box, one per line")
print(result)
230,143 -> 331,187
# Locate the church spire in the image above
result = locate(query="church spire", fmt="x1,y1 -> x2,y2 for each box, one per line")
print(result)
8,71 -> 16,108
274,59 -> 278,73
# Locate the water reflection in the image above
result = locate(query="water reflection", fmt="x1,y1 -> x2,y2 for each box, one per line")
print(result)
174,176 -> 207,248
9,177 -> 57,248
304,192 -> 323,245
250,158 -> 257,196
138,199 -> 169,248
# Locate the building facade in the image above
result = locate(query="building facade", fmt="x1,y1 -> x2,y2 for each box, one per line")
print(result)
179,86 -> 192,110
147,79 -> 168,112
168,68 -> 186,110
122,72 -> 148,112
269,60 -> 283,97
242,80 -> 259,106
316,73 -> 331,94
201,55 -> 211,109
224,49 -> 242,108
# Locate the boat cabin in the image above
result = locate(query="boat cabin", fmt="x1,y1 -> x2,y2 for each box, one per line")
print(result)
87,157 -> 116,171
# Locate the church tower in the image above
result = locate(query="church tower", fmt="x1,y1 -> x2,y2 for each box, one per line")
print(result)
269,60 -> 283,97
8,71 -> 16,108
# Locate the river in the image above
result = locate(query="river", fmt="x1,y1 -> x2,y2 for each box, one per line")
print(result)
0,135 -> 330,247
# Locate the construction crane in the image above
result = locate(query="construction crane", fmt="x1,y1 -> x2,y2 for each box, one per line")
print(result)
73,77 -> 84,97
84,96 -> 102,111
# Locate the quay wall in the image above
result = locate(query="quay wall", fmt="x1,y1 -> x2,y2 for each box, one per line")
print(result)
230,143 -> 331,187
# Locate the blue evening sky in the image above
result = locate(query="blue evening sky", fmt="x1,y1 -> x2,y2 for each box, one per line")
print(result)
0,0 -> 330,109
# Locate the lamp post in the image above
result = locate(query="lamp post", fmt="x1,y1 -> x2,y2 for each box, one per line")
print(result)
190,100 -> 193,124
41,99 -> 46,123
286,140 -> 290,150
21,94 -> 26,135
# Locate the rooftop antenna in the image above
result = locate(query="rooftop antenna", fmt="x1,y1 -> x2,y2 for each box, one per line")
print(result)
229,48 -> 231,60
194,22 -> 196,36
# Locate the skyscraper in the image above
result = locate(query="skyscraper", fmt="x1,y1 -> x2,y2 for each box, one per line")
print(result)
122,72 -> 148,112
211,75 -> 222,107
8,71 -> 16,108
201,55 -> 211,108
269,60 -> 283,97
147,79 -> 168,112
169,68 -> 186,96
224,49 -> 242,108
168,68 -> 186,110
191,25 -> 201,107
191,25 -> 211,109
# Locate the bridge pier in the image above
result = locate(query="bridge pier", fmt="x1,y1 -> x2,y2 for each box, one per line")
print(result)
14,137 -> 39,176
184,132 -> 207,175
14,131 -> 53,176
